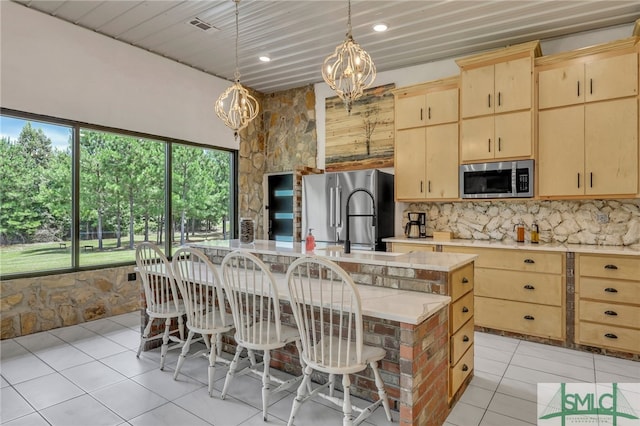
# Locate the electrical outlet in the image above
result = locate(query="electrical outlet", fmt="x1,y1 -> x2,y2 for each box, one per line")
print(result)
596,213 -> 609,224
127,272 -> 137,281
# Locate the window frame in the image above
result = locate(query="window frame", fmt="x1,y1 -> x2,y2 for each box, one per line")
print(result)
0,107 -> 238,280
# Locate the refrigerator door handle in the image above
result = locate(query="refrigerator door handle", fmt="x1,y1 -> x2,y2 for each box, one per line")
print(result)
336,187 -> 342,227
329,186 -> 335,227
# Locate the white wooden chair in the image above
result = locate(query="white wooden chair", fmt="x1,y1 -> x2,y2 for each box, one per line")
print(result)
171,247 -> 234,396
285,256 -> 392,426
135,242 -> 185,370
220,250 -> 304,421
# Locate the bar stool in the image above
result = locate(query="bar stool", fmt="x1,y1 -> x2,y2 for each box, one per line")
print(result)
135,242 -> 185,370
285,256 -> 392,426
220,250 -> 304,421
171,247 -> 234,396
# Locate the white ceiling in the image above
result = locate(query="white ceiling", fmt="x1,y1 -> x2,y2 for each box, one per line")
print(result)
12,1 -> 640,94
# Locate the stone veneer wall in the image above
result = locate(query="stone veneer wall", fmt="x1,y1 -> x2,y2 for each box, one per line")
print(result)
1,266 -> 140,339
238,86 -> 317,240
403,199 -> 640,245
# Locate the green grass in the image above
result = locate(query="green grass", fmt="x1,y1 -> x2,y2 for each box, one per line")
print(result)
0,232 -> 224,276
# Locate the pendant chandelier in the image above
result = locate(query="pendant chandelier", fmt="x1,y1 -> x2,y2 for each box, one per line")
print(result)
215,0 -> 259,139
322,0 -> 376,114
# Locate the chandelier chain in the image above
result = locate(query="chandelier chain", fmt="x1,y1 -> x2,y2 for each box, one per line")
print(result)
234,0 -> 240,81
346,0 -> 352,37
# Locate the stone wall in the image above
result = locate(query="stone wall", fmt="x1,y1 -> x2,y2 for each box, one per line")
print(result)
403,199 -> 640,245
0,266 -> 140,339
238,85 -> 317,240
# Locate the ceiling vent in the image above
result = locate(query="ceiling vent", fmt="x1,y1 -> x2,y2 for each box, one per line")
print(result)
187,17 -> 217,32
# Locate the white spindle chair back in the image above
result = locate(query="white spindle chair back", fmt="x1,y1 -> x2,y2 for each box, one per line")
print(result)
136,242 -> 181,316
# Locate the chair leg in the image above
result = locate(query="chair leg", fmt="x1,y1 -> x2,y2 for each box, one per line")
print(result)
221,345 -> 243,400
342,374 -> 353,426
207,334 -> 217,397
216,333 -> 223,357
287,364 -> 312,426
137,317 -> 153,358
294,339 -> 312,394
329,373 -> 336,397
261,350 -> 272,421
173,330 -> 194,380
177,315 -> 185,341
160,318 -> 172,370
370,361 -> 392,421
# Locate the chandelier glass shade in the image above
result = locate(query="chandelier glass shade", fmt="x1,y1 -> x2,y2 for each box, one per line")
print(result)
322,0 -> 376,113
215,0 -> 259,137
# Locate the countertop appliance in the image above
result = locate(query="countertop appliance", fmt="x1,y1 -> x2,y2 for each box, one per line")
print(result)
302,169 -> 394,251
404,212 -> 426,238
460,159 -> 534,199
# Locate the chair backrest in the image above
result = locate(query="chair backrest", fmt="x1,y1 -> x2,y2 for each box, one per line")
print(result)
220,251 -> 283,347
285,256 -> 363,368
172,247 -> 230,331
135,242 -> 181,314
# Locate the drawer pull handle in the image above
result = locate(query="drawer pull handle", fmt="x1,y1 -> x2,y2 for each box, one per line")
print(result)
462,277 -> 469,284
462,364 -> 469,372
604,264 -> 618,270
524,284 -> 535,290
462,306 -> 469,313
463,335 -> 470,342
604,287 -> 618,293
604,333 -> 618,339
524,259 -> 535,264
604,310 -> 618,316
524,315 -> 535,321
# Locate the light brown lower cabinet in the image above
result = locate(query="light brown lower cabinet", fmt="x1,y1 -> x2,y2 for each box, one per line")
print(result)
575,253 -> 640,354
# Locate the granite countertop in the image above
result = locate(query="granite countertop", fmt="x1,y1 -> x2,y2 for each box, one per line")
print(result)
383,236 -> 640,256
189,239 -> 477,272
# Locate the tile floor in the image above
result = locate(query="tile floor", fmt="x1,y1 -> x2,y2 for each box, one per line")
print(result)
1,312 -> 638,426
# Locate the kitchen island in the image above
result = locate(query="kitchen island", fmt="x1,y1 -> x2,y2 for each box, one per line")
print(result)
187,239 -> 476,426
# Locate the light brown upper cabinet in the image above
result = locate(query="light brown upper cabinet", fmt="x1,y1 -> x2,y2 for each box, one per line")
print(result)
457,41 -> 540,163
395,87 -> 458,129
393,78 -> 460,201
537,38 -> 639,198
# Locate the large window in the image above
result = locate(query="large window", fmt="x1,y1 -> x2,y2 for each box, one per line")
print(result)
0,110 -> 235,277
0,116 -> 72,274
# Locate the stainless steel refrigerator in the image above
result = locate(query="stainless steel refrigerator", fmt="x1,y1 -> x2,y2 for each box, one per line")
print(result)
301,169 -> 394,251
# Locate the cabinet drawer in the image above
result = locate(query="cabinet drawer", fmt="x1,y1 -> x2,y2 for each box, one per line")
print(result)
450,263 -> 474,301
451,291 -> 474,334
450,345 -> 474,397
451,318 -> 474,365
475,297 -> 564,339
443,247 -> 563,274
578,322 -> 640,354
579,277 -> 640,305
579,255 -> 640,281
475,268 -> 563,306
579,300 -> 639,329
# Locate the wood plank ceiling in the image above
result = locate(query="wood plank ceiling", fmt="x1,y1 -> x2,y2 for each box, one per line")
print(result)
12,0 -> 640,93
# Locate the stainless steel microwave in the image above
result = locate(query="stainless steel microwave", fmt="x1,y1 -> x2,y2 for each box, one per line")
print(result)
460,160 -> 534,199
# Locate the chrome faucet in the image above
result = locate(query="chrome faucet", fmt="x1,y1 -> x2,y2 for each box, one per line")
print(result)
344,188 -> 376,254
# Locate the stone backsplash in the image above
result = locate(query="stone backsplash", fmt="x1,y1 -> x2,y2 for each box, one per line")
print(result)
0,266 -> 140,339
403,199 -> 640,245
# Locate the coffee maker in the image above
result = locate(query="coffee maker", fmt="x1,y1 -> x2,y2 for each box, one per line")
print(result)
404,212 -> 426,238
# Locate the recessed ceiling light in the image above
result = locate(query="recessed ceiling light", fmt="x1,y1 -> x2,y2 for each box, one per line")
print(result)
259,55 -> 271,62
373,23 -> 388,32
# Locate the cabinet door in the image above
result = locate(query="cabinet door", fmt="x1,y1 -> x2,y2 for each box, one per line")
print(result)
395,93 -> 426,129
585,98 -> 638,196
426,123 -> 459,199
538,63 -> 584,109
585,53 -> 639,102
460,116 -> 494,162
538,106 -> 585,196
395,128 -> 426,200
494,57 -> 533,113
426,88 -> 458,125
494,111 -> 532,159
461,65 -> 494,118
